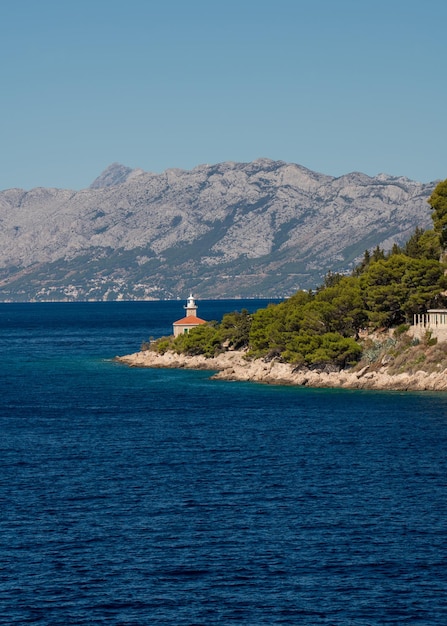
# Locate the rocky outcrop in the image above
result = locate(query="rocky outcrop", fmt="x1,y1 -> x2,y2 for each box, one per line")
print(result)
115,349 -> 447,392
0,159 -> 436,301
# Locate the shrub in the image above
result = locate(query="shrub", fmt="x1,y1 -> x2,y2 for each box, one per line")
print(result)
149,336 -> 174,354
172,323 -> 222,357
394,323 -> 410,337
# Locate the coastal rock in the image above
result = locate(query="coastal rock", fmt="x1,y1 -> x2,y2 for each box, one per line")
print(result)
115,350 -> 447,392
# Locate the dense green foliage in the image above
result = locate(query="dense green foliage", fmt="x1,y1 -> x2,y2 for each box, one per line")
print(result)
360,254 -> 445,327
172,323 -> 222,357
247,285 -> 365,366
245,244 -> 446,367
218,309 -> 252,349
403,226 -> 441,260
150,186 -> 447,370
429,179 -> 447,249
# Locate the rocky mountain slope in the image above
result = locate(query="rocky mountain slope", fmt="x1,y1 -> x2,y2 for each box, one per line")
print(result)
0,159 -> 436,301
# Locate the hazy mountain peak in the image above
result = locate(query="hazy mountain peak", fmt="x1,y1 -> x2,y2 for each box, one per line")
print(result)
89,163 -> 143,189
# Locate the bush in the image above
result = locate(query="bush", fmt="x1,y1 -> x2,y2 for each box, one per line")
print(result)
172,324 -> 222,357
425,332 -> 438,347
394,323 -> 410,337
220,309 -> 252,349
282,332 -> 362,368
149,336 -> 174,354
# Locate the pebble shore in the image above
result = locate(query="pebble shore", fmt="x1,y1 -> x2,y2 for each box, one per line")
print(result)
116,349 -> 447,392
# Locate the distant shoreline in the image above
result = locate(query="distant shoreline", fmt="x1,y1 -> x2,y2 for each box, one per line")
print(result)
116,349 -> 447,392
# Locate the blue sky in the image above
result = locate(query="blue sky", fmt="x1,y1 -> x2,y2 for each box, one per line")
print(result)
1,0 -> 446,190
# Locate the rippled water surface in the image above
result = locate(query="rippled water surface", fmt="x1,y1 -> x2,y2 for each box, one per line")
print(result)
1,302 -> 447,624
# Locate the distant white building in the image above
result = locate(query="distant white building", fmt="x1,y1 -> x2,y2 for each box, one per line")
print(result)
411,309 -> 447,342
173,294 -> 207,337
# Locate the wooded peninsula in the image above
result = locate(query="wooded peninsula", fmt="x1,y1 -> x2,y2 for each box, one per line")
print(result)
119,179 -> 447,390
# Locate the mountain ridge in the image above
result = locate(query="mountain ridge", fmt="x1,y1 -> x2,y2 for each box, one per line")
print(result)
0,159 -> 436,301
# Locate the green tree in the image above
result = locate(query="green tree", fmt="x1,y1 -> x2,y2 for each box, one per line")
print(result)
249,303 -> 286,355
282,332 -> 322,365
319,270 -> 344,290
312,276 -> 367,337
352,249 -> 372,277
417,230 -> 442,260
248,287 -> 364,367
371,245 -> 386,262
282,332 -> 362,368
361,255 -> 413,327
307,333 -> 363,369
249,292 -> 314,356
220,309 -> 252,349
428,178 -> 447,249
404,226 -> 426,258
360,254 -> 446,327
403,226 -> 441,260
401,258 -> 447,317
390,242 -> 402,256
173,323 -> 222,357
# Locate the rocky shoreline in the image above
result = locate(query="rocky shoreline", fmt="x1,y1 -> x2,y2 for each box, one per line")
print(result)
116,349 -> 447,392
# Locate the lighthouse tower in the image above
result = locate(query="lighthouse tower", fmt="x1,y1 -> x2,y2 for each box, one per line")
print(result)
173,294 -> 207,337
184,294 -> 198,317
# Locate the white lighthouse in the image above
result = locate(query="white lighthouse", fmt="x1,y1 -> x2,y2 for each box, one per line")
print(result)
173,294 -> 207,337
184,293 -> 198,317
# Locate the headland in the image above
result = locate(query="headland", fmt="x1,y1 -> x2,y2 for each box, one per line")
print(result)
116,349 -> 447,392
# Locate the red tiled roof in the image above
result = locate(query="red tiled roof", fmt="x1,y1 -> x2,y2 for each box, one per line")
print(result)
173,315 -> 207,326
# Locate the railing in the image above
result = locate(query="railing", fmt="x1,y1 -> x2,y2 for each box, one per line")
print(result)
413,313 -> 447,329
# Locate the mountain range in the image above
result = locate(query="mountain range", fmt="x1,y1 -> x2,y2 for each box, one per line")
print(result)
0,159 -> 436,301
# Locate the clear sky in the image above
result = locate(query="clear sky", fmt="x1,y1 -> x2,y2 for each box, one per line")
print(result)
1,0 -> 446,190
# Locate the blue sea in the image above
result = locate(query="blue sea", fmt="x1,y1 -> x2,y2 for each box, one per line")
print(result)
1,300 -> 447,625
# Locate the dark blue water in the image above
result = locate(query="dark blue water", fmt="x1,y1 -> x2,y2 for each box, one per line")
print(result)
1,301 -> 447,625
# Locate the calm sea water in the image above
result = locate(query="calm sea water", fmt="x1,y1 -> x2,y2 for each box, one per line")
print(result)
1,301 -> 447,625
